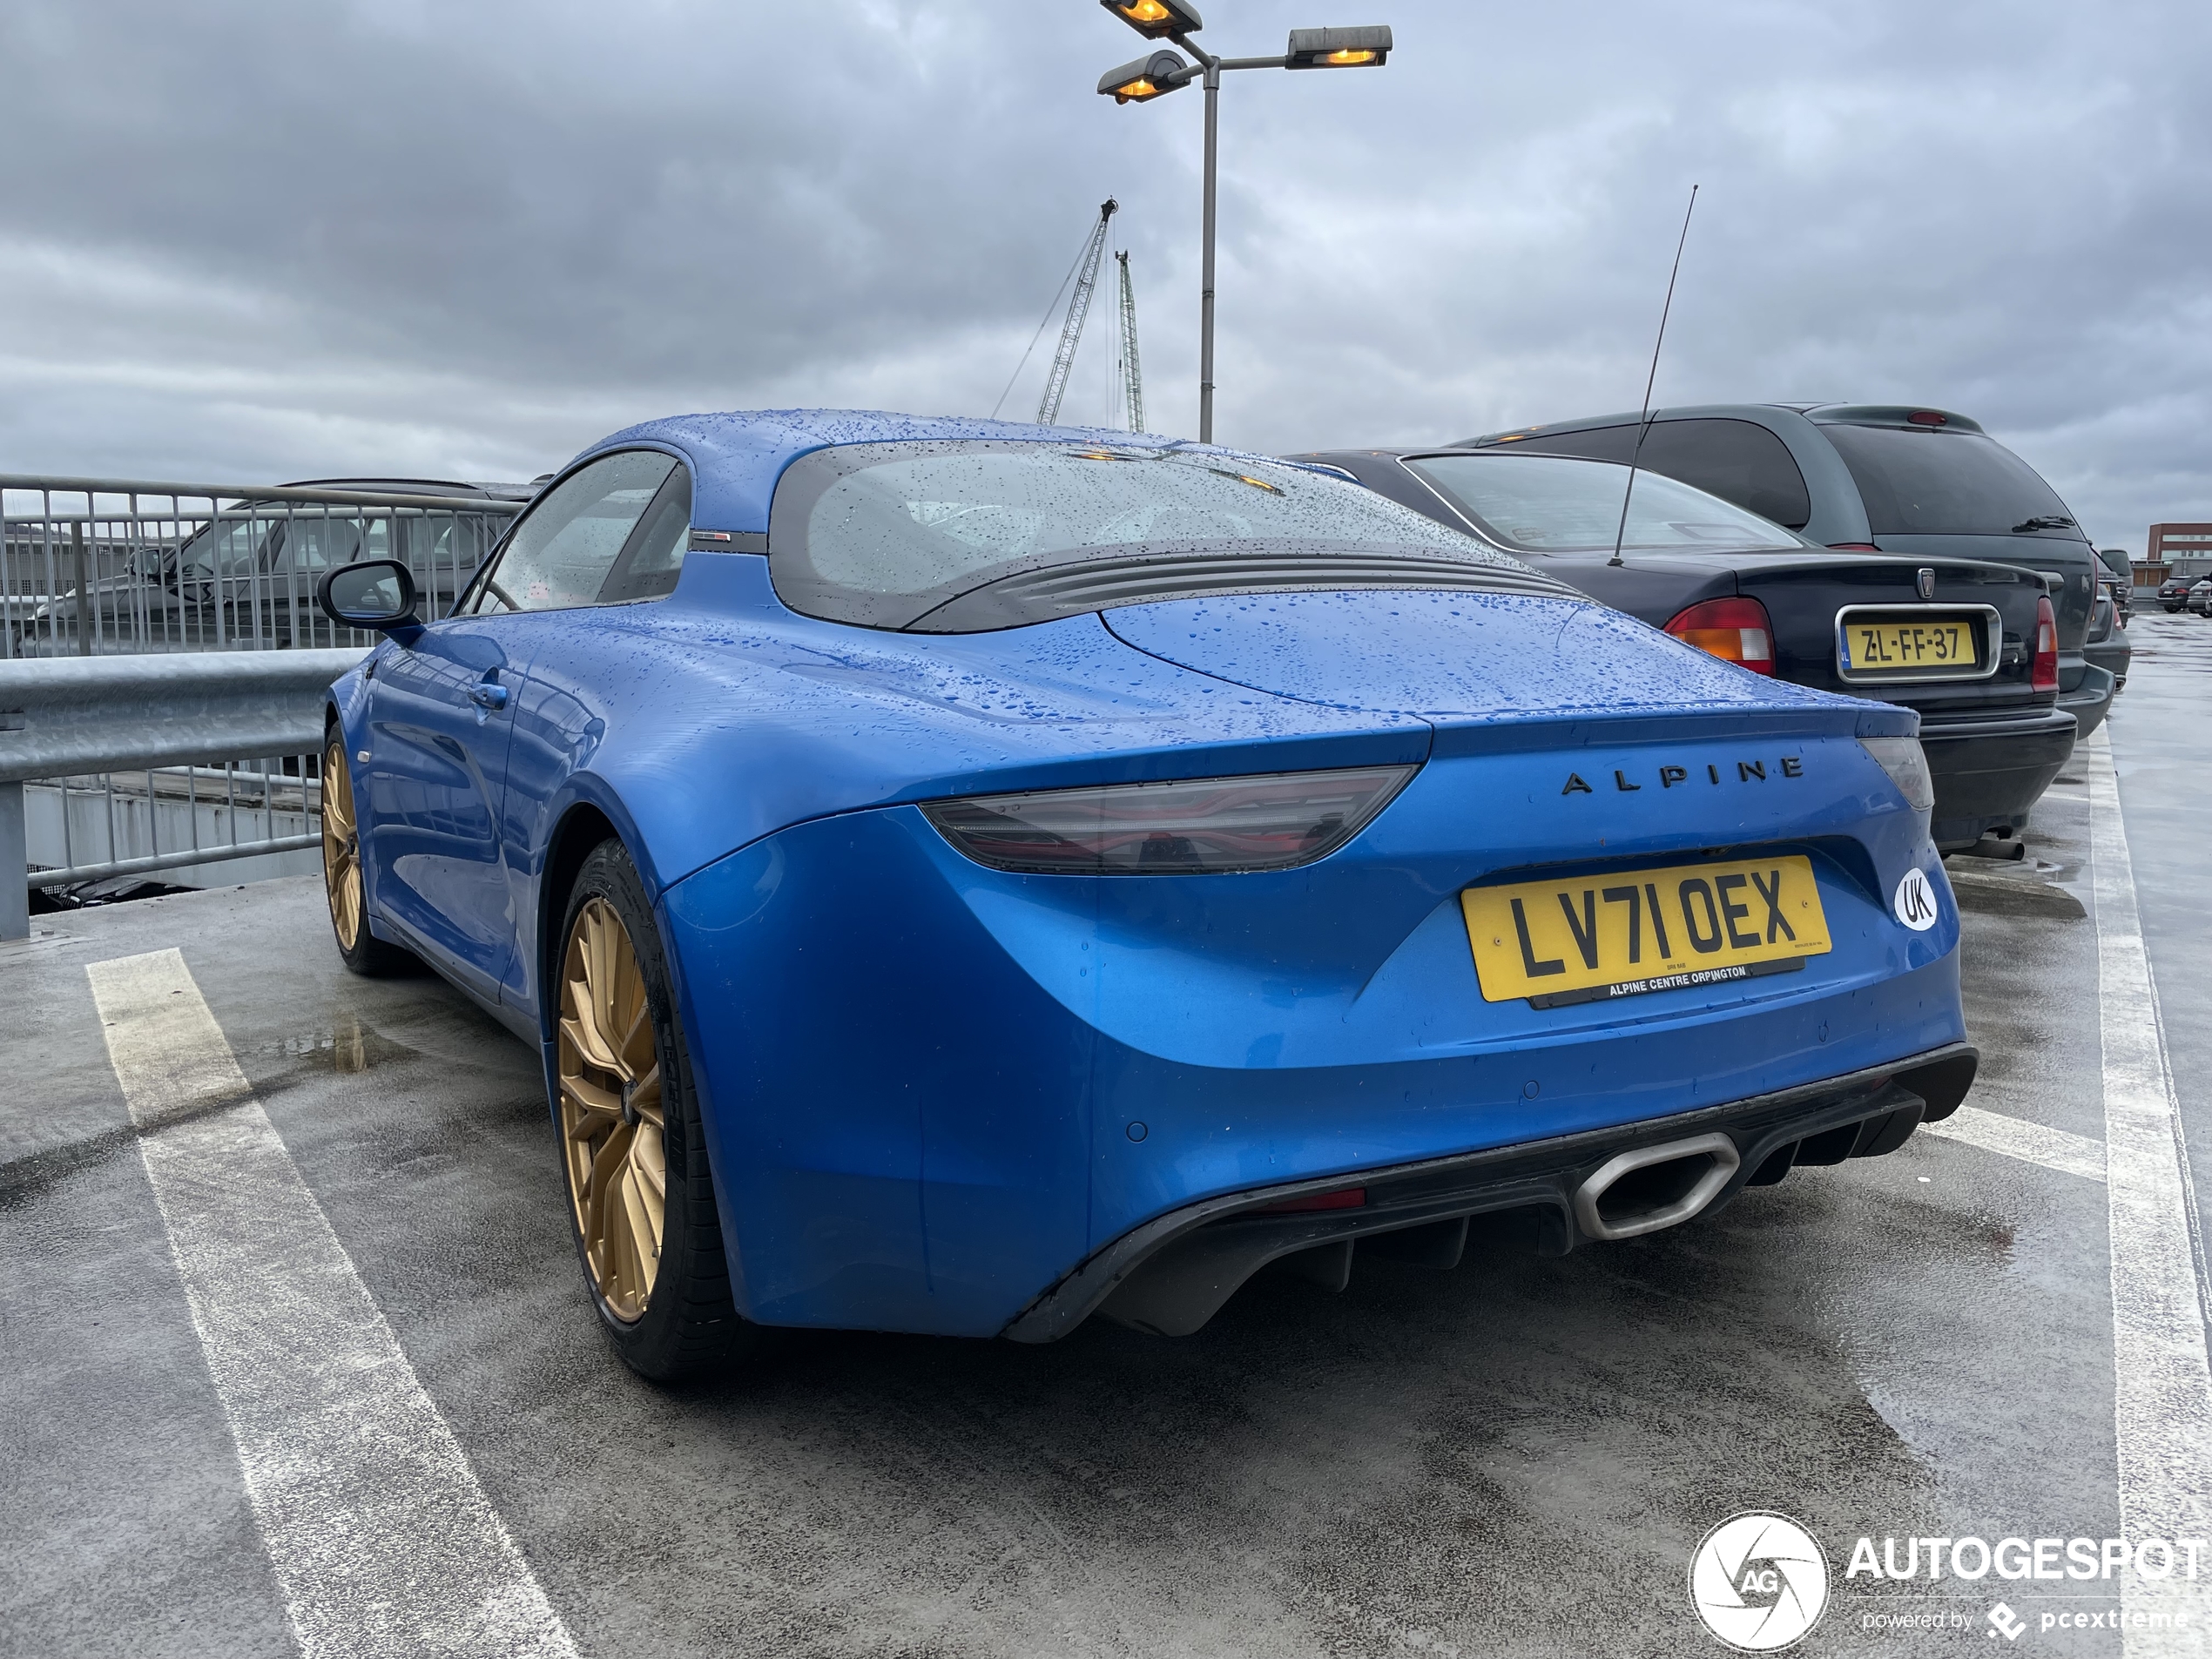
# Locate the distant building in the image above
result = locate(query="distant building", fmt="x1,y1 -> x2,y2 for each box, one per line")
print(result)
2142,523 -> 2212,587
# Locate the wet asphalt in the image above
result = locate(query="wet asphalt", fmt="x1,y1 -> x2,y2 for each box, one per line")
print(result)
3,616 -> 2209,1659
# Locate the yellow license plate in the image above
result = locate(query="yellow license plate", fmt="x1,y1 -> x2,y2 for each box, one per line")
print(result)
1839,613 -> 1984,678
1461,855 -> 1832,1008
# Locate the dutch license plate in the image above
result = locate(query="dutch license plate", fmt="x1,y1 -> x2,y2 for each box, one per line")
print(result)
1838,611 -> 1985,678
1461,855 -> 1832,1008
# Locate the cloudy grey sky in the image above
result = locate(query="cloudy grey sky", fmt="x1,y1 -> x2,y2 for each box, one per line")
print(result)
4,0 -> 2206,550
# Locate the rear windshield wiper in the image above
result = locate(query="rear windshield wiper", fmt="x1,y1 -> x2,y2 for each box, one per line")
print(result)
2013,515 -> 2074,532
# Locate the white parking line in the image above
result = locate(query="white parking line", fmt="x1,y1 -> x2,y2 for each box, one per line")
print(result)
88,948 -> 579,1659
2087,731 -> 2212,1653
1923,1104 -> 2107,1184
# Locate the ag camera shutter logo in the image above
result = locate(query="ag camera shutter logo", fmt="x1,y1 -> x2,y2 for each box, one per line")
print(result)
1689,1512 -> 1830,1651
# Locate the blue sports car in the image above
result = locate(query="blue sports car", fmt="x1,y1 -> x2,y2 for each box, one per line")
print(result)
314,410 -> 1976,1379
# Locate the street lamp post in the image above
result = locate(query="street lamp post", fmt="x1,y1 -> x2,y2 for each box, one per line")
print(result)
1096,6 -> 1393,442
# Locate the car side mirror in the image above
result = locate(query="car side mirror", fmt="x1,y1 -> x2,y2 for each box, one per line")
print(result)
318,559 -> 420,631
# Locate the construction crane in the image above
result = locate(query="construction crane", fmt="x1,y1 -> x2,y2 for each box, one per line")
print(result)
1035,199 -> 1117,426
1113,250 -> 1145,433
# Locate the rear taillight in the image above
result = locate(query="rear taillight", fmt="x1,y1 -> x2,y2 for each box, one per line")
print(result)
1859,737 -> 1936,813
1825,543 -> 1882,552
1663,597 -> 1776,674
2031,595 -> 2059,691
922,765 -> 1418,875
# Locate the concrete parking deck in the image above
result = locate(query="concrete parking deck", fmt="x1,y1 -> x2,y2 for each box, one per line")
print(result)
5,619 -> 2211,1658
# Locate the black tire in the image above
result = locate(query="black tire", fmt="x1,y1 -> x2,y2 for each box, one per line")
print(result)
552,840 -> 754,1380
321,735 -> 416,976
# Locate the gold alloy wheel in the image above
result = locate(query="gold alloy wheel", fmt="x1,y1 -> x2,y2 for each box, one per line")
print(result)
321,739 -> 363,951
557,896 -> 667,1321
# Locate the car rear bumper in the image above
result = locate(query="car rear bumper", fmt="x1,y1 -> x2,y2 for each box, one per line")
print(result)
1919,705 -> 2077,851
2059,660 -> 2116,740
2084,636 -> 2132,695
1004,1042 -> 1979,1340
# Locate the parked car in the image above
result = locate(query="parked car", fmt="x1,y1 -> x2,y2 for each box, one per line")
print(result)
315,409 -> 1976,1379
2158,577 -> 2195,613
162,476 -> 529,643
11,477 -> 527,653
2095,548 -> 2133,623
1459,405 -> 2114,741
2085,570 -> 2131,693
1282,446 -> 2069,853
2190,578 -> 2212,617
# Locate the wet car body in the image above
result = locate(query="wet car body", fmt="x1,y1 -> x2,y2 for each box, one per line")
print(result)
322,410 -> 1974,1350
1461,404 -> 2114,744
1287,445 -> 2069,854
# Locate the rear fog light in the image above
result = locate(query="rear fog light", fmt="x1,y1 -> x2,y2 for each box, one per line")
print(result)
1256,1186 -> 1367,1214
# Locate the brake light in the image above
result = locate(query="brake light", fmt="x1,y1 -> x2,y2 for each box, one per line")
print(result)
1663,597 -> 1776,674
1257,1186 -> 1367,1214
2031,595 -> 2059,691
922,765 -> 1418,875
1907,410 -> 1949,427
1825,543 -> 1881,552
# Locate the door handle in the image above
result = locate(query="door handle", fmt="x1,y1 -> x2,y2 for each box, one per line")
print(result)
469,684 -> 509,711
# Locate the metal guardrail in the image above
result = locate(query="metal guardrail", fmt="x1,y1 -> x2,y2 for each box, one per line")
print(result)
0,647 -> 364,939
2,475 -> 522,658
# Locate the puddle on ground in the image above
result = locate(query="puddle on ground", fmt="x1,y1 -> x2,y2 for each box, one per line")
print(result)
1946,864 -> 2087,921
257,1016 -> 415,1076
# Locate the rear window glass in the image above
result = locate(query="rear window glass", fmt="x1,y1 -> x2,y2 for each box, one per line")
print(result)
1819,425 -> 2078,537
1402,452 -> 1804,554
769,441 -> 1531,630
1496,418 -> 1812,529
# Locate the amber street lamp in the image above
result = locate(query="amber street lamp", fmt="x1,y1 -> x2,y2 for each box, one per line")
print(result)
1095,4 -> 1393,442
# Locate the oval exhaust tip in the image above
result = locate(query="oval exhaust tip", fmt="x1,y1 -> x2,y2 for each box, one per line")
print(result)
1573,1132 -> 1742,1241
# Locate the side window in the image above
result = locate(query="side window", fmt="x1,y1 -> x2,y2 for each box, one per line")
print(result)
1507,418 -> 1813,529
600,463 -> 692,604
273,516 -> 364,574
474,450 -> 678,613
1638,420 -> 1812,529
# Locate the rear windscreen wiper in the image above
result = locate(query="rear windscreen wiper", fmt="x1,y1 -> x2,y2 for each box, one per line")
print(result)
2013,515 -> 2074,532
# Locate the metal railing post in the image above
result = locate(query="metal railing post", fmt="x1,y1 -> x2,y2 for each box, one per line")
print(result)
0,781 -> 26,941
71,521 -> 91,657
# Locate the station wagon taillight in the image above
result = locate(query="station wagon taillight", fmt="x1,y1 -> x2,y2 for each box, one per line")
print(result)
2032,595 -> 2059,691
1663,597 -> 1776,675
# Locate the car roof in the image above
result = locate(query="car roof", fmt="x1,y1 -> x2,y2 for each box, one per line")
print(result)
1460,402 -> 1989,447
574,409 -> 1255,535
281,476 -> 503,497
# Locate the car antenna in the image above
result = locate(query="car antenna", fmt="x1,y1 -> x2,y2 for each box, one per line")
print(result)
1608,185 -> 1700,568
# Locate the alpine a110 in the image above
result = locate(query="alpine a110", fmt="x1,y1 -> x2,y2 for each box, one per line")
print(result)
314,410 -> 1976,1378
